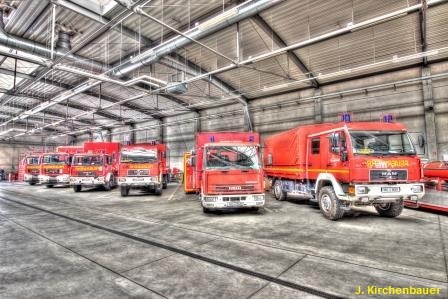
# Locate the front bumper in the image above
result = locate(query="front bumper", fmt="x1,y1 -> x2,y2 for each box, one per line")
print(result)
344,183 -> 424,205
201,193 -> 265,209
117,176 -> 160,188
24,174 -> 39,183
70,176 -> 105,186
39,174 -> 70,184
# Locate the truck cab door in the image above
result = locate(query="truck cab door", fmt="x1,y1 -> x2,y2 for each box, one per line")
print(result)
307,137 -> 323,179
326,131 -> 349,180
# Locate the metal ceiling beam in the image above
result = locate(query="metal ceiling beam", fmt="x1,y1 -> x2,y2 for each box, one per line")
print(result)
51,0 -> 196,114
250,14 -> 320,88
2,93 -> 111,128
0,65 -> 166,120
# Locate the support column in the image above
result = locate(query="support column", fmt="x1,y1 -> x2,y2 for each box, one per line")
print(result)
195,111 -> 201,133
129,123 -> 136,144
243,104 -> 253,132
159,119 -> 164,143
105,129 -> 112,142
87,131 -> 93,142
422,67 -> 438,160
314,89 -> 323,123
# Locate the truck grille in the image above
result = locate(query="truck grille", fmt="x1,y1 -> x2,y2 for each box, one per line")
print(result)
45,169 -> 59,174
127,169 -> 149,176
370,169 -> 407,181
213,184 -> 255,193
77,171 -> 94,176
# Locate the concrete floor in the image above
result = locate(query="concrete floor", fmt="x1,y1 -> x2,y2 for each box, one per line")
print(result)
0,182 -> 447,299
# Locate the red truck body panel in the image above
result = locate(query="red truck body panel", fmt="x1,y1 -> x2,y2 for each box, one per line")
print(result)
264,122 -> 422,183
70,142 -> 120,177
118,143 -> 167,177
423,161 -> 448,180
192,132 -> 262,194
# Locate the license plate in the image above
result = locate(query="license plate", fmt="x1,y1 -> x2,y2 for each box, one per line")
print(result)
381,187 -> 400,193
133,178 -> 145,181
227,202 -> 241,207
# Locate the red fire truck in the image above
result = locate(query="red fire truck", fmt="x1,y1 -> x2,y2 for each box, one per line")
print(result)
21,153 -> 42,185
183,152 -> 195,193
264,116 -> 424,220
117,143 -> 168,196
407,161 -> 448,213
69,142 -> 120,192
186,132 -> 265,213
38,146 -> 83,188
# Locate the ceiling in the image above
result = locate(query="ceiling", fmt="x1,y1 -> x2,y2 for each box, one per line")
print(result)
0,0 -> 447,141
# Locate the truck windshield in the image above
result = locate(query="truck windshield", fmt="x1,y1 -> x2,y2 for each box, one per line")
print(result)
73,155 -> 103,165
120,149 -> 157,163
350,131 -> 416,155
26,157 -> 40,165
205,145 -> 260,169
42,154 -> 68,164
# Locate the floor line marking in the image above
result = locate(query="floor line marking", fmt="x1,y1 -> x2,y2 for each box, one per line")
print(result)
167,184 -> 181,201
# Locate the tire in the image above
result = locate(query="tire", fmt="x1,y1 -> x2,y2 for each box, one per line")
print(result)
162,175 -> 168,189
203,206 -> 211,213
374,202 -> 403,217
273,180 -> 286,201
120,186 -> 130,197
29,182 -> 36,186
104,175 -> 113,191
318,186 -> 344,220
46,184 -> 54,188
73,185 -> 82,192
154,186 -> 162,196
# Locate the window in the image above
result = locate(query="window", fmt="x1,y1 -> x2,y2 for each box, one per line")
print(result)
205,145 -> 260,169
311,138 -> 320,154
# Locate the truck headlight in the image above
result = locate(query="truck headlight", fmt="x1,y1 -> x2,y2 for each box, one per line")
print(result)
203,196 -> 218,202
411,185 -> 423,193
254,195 -> 264,201
356,186 -> 369,194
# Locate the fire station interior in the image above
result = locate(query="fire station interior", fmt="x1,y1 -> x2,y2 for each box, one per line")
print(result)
0,0 -> 447,298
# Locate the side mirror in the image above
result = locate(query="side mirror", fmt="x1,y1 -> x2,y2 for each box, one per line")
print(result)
190,156 -> 196,167
267,154 -> 273,166
418,135 -> 425,148
341,151 -> 348,162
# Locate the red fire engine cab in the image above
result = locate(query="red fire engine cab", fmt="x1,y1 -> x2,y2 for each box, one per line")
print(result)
69,142 -> 120,192
186,132 -> 265,213
117,143 -> 168,196
21,153 -> 42,185
264,115 -> 424,220
38,146 -> 83,188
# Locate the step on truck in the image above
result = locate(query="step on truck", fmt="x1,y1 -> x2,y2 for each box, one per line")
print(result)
38,146 -> 83,188
264,115 -> 424,220
69,142 -> 120,192
186,132 -> 265,213
21,153 -> 42,185
117,143 -> 168,197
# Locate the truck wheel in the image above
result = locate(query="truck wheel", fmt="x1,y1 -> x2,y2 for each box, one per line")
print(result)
29,182 -> 36,186
162,176 -> 168,189
318,186 -> 344,220
203,207 -> 211,213
73,185 -> 82,192
374,202 -> 403,217
104,175 -> 114,191
273,180 -> 286,201
154,187 -> 162,196
120,186 -> 130,197
46,184 -> 54,188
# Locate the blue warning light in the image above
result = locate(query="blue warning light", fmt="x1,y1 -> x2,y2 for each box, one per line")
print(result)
209,136 -> 215,142
341,112 -> 351,123
249,135 -> 254,142
382,114 -> 394,123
